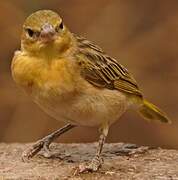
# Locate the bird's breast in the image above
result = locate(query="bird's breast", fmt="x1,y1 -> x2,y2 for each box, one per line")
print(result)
12,52 -> 130,127
12,52 -> 80,98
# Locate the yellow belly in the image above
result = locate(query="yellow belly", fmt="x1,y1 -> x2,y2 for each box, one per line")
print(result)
12,51 -> 130,127
35,83 -> 130,127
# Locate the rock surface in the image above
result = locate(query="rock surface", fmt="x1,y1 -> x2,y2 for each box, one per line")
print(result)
0,143 -> 178,179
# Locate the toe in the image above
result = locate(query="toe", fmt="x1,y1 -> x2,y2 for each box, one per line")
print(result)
21,142 -> 44,161
74,157 -> 103,174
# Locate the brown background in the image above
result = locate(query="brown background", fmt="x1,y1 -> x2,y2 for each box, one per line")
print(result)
0,0 -> 178,148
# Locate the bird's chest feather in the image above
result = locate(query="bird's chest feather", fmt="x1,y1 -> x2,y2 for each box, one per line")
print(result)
12,53 -> 80,101
12,52 -> 129,126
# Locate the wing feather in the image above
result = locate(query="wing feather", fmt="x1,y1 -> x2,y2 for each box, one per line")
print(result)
75,35 -> 143,97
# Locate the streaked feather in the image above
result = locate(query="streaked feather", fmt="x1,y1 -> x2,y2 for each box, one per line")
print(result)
74,35 -> 143,98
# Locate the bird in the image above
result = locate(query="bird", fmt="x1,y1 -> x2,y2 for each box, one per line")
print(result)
11,10 -> 171,173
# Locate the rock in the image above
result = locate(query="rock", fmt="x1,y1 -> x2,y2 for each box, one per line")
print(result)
0,143 -> 178,179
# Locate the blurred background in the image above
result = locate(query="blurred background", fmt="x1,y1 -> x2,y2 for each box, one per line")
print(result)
0,0 -> 178,148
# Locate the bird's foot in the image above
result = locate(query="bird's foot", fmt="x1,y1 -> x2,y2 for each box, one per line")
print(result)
74,156 -> 103,175
22,138 -> 52,162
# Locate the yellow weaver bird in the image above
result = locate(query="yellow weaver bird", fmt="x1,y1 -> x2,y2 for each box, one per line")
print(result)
11,10 -> 171,173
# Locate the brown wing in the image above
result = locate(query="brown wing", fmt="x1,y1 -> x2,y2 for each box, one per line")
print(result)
75,36 -> 143,98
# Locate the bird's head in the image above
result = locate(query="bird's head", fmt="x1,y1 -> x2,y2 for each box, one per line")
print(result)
21,10 -> 73,56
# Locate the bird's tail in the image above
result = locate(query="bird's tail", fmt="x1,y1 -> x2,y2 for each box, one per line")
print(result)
138,99 -> 171,123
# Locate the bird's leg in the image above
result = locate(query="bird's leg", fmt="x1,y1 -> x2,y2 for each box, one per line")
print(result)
77,122 -> 109,173
22,123 -> 76,161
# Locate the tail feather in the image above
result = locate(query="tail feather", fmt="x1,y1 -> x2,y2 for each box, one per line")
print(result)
138,99 -> 171,123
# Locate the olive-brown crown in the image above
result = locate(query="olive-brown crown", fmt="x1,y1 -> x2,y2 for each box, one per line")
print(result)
23,10 -> 62,31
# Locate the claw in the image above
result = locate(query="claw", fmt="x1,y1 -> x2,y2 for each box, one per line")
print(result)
21,124 -> 76,162
74,156 -> 103,175
22,140 -> 48,161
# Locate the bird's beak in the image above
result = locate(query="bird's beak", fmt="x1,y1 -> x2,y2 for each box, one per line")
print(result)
40,23 -> 56,43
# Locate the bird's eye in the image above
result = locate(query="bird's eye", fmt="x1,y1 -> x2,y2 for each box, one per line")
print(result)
26,28 -> 34,37
25,28 -> 40,39
56,22 -> 64,32
59,22 -> 63,29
